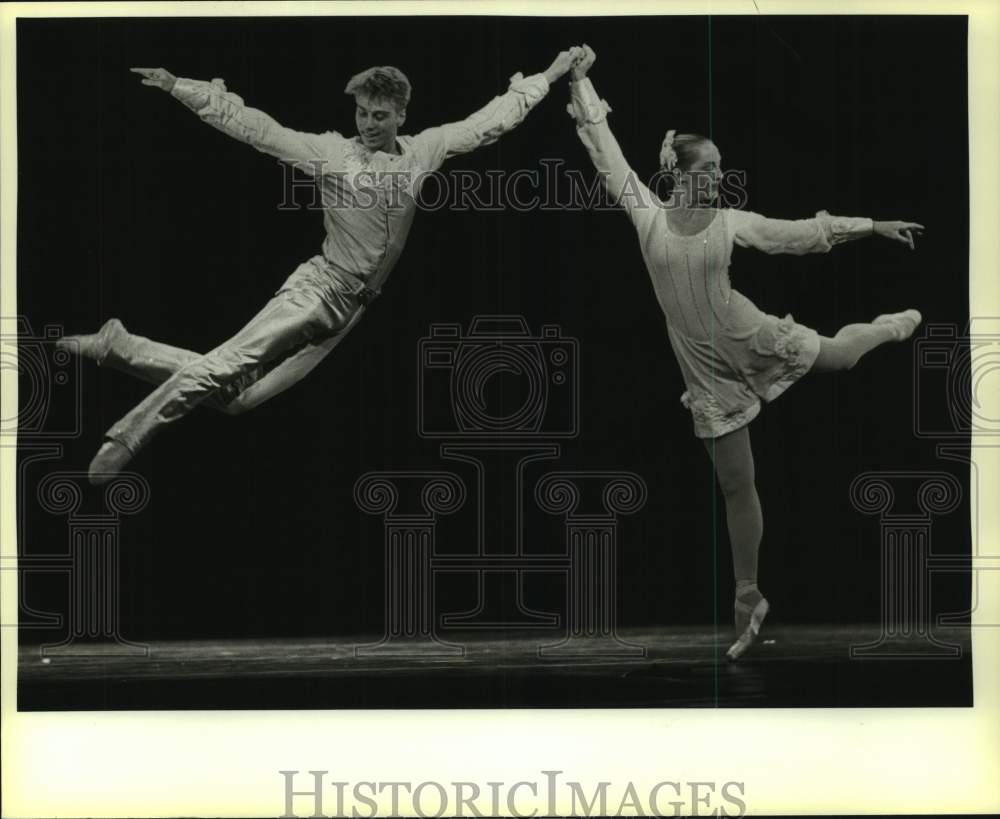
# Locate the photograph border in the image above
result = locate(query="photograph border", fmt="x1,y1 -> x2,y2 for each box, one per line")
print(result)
2,1 -> 998,816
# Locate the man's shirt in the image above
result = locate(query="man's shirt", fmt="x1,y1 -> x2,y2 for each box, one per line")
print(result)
170,73 -> 550,292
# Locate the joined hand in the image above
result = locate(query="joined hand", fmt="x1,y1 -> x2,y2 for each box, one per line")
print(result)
571,44 -> 596,81
544,47 -> 585,84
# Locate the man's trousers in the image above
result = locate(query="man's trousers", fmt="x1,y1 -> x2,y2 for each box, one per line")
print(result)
103,256 -> 368,454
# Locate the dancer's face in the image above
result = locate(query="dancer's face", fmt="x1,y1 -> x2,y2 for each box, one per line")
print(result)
354,93 -> 406,153
677,141 -> 722,206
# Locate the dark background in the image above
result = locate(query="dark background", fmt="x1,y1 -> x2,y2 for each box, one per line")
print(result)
16,16 -> 970,647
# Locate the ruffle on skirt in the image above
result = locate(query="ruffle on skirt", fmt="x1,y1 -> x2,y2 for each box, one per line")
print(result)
744,313 -> 821,402
680,388 -> 762,439
677,313 -> 821,439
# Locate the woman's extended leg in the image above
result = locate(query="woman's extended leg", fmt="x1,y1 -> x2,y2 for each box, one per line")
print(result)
812,309 -> 921,372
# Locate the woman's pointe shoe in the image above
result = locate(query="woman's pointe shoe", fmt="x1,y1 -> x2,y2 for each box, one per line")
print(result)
727,596 -> 770,662
873,309 -> 922,341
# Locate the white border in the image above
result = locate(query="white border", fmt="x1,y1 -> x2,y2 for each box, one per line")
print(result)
2,2 -> 998,816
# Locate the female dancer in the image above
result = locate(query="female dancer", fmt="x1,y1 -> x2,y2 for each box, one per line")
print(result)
566,46 -> 924,660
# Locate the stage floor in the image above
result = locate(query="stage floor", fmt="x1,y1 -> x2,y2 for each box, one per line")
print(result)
18,624 -> 973,710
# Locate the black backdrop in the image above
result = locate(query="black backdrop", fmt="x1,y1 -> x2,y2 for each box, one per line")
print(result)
16,15 -> 970,643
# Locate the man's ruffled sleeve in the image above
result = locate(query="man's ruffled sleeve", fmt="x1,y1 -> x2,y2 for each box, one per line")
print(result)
413,72 -> 550,170
170,77 -> 345,175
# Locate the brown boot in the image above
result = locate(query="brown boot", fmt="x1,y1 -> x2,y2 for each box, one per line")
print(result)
57,319 -> 127,365
88,439 -> 135,485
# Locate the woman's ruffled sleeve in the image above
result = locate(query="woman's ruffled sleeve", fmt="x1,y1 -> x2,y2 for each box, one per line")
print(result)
727,209 -> 873,255
568,78 -> 658,231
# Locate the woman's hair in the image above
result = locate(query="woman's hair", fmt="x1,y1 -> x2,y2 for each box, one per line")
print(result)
655,131 -> 715,200
344,66 -> 412,113
660,132 -> 713,172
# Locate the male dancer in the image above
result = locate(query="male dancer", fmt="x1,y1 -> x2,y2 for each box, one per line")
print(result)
63,51 -> 583,484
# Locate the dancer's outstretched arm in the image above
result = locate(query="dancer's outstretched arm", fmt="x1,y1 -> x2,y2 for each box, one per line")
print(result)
411,48 -> 583,168
130,67 -> 343,175
728,206 -> 925,256
564,46 -> 658,224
